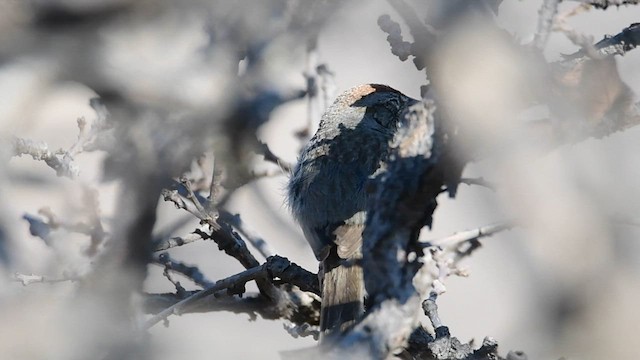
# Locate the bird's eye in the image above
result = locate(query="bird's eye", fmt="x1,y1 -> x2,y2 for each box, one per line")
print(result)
383,98 -> 400,112
371,97 -> 402,128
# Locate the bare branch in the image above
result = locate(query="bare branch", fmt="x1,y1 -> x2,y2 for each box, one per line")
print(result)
533,0 -> 560,50
427,222 -> 513,249
144,264 -> 269,329
568,0 -> 640,8
180,176 -> 217,223
153,252 -> 215,288
11,137 -> 79,178
153,231 -> 207,252
458,177 -> 497,191
257,141 -> 293,173
219,210 -> 276,258
11,273 -> 80,285
564,22 -> 640,61
206,154 -> 221,210
144,255 -> 320,329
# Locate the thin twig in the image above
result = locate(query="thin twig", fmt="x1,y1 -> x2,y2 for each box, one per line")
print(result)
458,177 -> 497,191
11,273 -> 81,285
302,37 -> 320,141
553,6 -> 600,58
144,264 -> 268,329
568,0 -> 640,8
563,22 -> 640,61
257,141 -> 293,173
422,292 -> 444,330
153,231 -> 207,252
534,0 -> 560,50
153,252 -> 215,288
219,210 -> 276,258
180,176 -> 216,223
11,137 -> 79,178
206,154 -> 220,211
283,322 -> 320,340
425,222 -> 513,249
384,0 -> 435,71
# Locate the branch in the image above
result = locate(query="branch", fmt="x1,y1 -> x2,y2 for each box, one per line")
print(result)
265,255 -> 320,296
219,210 -> 276,258
564,22 -> 640,60
592,22 -> 640,56
144,264 -> 268,329
9,97 -> 113,179
553,4 -> 599,58
380,0 -> 436,71
144,255 -> 320,329
11,273 -> 80,285
11,137 -> 79,178
257,141 -> 293,172
533,0 -> 560,50
153,231 -> 207,252
426,222 -> 513,249
160,183 -> 283,299
153,252 -> 215,288
568,0 -> 640,8
458,177 -> 497,191
144,290 -> 321,330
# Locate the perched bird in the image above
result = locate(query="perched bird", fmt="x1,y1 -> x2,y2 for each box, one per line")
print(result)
288,84 -> 416,336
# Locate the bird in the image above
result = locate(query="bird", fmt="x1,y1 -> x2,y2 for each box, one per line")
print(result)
288,84 -> 416,337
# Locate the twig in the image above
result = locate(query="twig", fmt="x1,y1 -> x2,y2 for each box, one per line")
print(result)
533,0 -> 560,51
417,222 -> 513,298
161,185 -> 268,291
422,292 -> 444,331
265,255 -> 320,295
9,97 -> 112,179
11,137 -> 79,178
11,273 -> 81,285
383,0 -> 435,71
162,184 -> 217,227
317,63 -> 336,121
257,141 -> 293,173
301,37 -> 320,141
458,177 -> 497,191
144,264 -> 268,329
144,255 -> 320,329
35,188 -> 106,256
219,210 -> 276,259
592,22 -> 640,57
426,222 -> 513,249
553,6 -> 600,58
153,252 -> 215,288
568,0 -> 640,8
378,15 -> 412,62
153,231 -> 207,252
206,154 -> 221,211
205,219 -> 283,301
160,263 -> 188,296
563,22 -> 640,61
144,291 -> 320,327
180,176 -> 217,223
283,322 -> 320,340
145,256 -> 320,328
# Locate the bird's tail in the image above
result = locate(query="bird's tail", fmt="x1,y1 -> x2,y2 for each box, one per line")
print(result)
320,250 -> 364,336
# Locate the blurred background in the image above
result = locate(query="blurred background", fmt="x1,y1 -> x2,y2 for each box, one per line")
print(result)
1,0 -> 640,359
